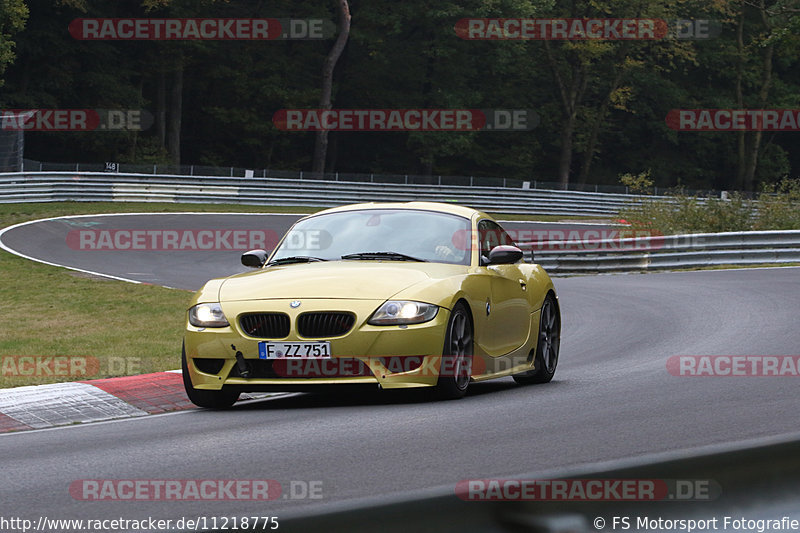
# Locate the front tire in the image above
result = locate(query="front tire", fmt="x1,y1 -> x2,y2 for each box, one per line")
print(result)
182,344 -> 239,408
513,292 -> 560,385
434,302 -> 473,400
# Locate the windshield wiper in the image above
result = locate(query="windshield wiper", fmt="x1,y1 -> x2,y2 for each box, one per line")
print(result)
266,256 -> 328,266
341,251 -> 427,262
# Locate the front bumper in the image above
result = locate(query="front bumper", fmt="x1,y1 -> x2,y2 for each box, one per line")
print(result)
184,299 -> 451,391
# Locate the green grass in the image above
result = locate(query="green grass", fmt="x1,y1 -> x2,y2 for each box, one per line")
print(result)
0,201 -> 599,388
0,251 -> 191,388
0,202 -> 318,388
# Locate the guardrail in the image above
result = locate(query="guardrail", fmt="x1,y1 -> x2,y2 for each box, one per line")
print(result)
281,433 -> 800,533
523,230 -> 800,274
0,171 -> 663,217
22,159 -> 726,196
3,172 -> 792,273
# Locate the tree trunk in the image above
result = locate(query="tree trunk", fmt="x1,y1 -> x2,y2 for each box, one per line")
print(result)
327,132 -> 339,171
735,10 -> 746,189
157,69 -> 166,150
742,0 -> 774,191
130,77 -> 144,160
557,113 -> 576,189
418,40 -> 437,175
543,40 -> 586,189
744,42 -> 773,190
167,60 -> 183,167
577,68 -> 626,186
312,0 -> 351,175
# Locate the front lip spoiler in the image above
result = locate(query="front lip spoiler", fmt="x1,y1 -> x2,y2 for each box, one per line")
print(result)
221,383 -> 382,394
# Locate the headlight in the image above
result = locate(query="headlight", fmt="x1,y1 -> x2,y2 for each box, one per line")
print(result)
368,301 -> 438,325
188,303 -> 229,327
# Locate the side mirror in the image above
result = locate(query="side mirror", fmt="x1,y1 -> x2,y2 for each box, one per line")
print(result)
487,245 -> 523,265
241,249 -> 269,268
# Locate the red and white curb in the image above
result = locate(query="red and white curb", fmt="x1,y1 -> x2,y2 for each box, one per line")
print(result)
0,370 -> 278,433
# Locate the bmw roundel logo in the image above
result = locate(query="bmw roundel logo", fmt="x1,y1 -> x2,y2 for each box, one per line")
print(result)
290,300 -> 302,308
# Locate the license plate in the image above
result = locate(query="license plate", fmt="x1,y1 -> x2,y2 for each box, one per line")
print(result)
258,341 -> 332,359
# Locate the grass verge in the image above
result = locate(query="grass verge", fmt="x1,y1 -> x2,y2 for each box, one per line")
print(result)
0,202 -> 319,388
0,201 -> 601,388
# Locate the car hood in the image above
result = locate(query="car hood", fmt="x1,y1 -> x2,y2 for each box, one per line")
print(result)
217,261 -> 467,301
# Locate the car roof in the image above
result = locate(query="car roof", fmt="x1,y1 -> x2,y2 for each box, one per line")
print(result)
304,201 -> 492,221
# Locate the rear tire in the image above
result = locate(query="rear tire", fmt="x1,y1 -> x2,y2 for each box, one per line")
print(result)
182,344 -> 239,408
513,293 -> 560,385
433,302 -> 473,400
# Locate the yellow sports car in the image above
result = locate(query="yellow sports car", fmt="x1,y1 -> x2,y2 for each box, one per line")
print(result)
182,202 -> 560,407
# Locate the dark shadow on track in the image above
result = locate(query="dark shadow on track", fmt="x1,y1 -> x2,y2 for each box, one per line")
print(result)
225,379 -> 567,411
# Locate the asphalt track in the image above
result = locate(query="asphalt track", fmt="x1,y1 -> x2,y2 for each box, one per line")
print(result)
0,213 -> 616,289
1,213 -> 800,528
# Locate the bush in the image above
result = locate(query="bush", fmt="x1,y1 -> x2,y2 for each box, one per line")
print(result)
618,177 -> 800,235
619,169 -> 654,195
754,178 -> 800,230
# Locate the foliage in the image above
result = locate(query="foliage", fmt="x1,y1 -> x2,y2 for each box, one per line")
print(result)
754,177 -> 800,230
619,169 -> 654,194
0,0 -> 798,189
619,178 -> 800,234
0,0 -> 28,86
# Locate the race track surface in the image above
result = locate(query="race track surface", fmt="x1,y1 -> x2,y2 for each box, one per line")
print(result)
0,213 -> 615,289
1,213 -> 799,525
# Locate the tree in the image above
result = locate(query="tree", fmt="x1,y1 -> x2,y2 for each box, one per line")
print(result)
735,0 -> 800,190
0,0 -> 28,87
311,0 -> 350,175
538,0 -> 707,189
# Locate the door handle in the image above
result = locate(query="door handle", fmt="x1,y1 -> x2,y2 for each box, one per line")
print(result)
518,279 -> 527,290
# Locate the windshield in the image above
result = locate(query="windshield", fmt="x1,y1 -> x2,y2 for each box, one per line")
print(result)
269,209 -> 471,265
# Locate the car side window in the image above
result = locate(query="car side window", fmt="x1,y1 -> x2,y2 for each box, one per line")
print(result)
478,219 -> 515,264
